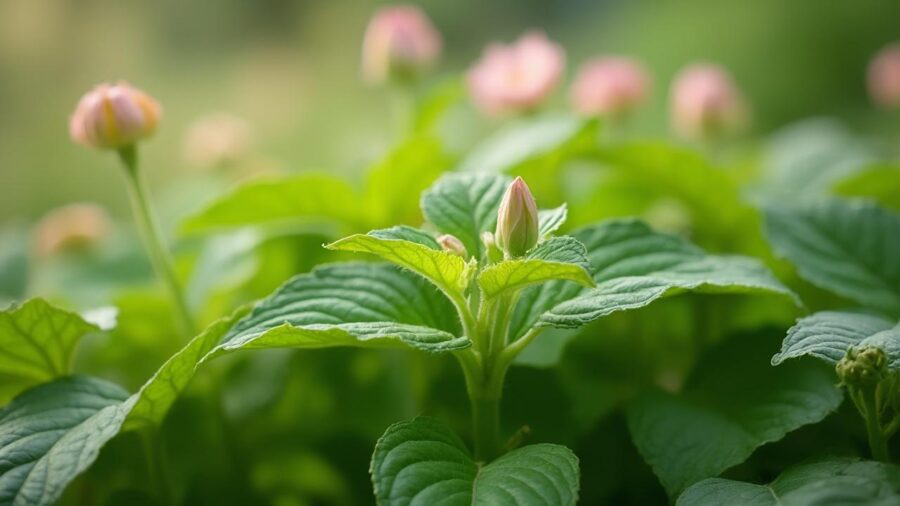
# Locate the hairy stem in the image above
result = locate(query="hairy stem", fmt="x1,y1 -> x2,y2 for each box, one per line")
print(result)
854,385 -> 890,462
118,145 -> 195,337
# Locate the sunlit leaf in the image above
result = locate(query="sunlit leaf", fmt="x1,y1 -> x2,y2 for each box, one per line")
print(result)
181,173 -> 363,235
834,163 -> 900,211
478,237 -> 593,299
326,231 -> 471,298
0,298 -> 99,403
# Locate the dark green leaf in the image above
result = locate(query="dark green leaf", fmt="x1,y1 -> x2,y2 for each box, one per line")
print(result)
628,337 -> 843,497
677,458 -> 900,506
765,199 -> 900,316
773,310 -> 900,369
421,173 -> 510,260
370,417 -> 580,505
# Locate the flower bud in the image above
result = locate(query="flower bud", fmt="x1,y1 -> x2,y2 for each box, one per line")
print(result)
670,63 -> 747,140
69,82 -> 162,150
868,42 -> 900,109
571,57 -> 650,119
362,5 -> 442,85
836,346 -> 888,388
467,31 -> 565,117
33,203 -> 110,257
495,177 -> 539,258
437,234 -> 467,257
481,231 -> 504,263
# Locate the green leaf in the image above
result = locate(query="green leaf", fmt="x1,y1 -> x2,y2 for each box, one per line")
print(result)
628,336 -> 843,497
370,417 -> 580,506
478,237 -> 593,299
181,173 -> 363,235
326,231 -> 471,298
219,262 -> 467,355
368,225 -> 440,249
538,204 -> 568,238
765,198 -> 900,316
772,310 -> 900,369
0,299 -> 99,403
0,376 -> 132,506
364,136 -> 453,226
835,164 -> 900,211
532,219 -> 797,330
677,458 -> 900,506
421,173 -> 511,260
458,114 -> 593,175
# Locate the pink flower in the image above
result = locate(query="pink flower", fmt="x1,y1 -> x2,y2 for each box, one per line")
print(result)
33,203 -> 110,257
70,82 -> 161,149
467,31 -> 565,116
571,57 -> 650,118
362,5 -> 442,84
670,63 -> 747,139
868,42 -> 900,109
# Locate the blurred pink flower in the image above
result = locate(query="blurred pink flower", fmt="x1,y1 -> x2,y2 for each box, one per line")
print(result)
868,42 -> 900,109
467,31 -> 565,116
362,5 -> 442,84
571,57 -> 650,118
33,203 -> 110,257
70,82 -> 161,150
183,113 -> 253,170
670,63 -> 747,139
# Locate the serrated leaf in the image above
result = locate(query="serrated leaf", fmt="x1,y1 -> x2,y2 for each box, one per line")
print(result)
421,173 -> 511,260
370,417 -> 579,506
538,204 -> 568,238
0,299 -> 99,403
0,376 -> 132,506
458,114 -> 593,175
627,337 -> 843,497
524,219 -> 796,330
478,237 -> 593,299
772,310 -> 900,369
677,458 -> 900,506
181,173 -> 363,235
368,226 -> 440,249
220,262 -> 466,354
326,231 -> 470,297
765,198 -> 900,316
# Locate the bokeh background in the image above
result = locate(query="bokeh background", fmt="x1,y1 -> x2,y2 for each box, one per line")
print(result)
3,0 -> 900,221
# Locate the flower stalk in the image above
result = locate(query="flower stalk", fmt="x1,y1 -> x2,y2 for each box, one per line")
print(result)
118,145 -> 195,337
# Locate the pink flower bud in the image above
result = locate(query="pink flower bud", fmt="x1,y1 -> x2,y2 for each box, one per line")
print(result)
69,82 -> 162,150
571,57 -> 650,118
362,5 -> 442,84
437,234 -> 467,257
33,203 -> 110,257
467,31 -> 565,117
868,42 -> 900,109
495,177 -> 539,258
670,64 -> 747,140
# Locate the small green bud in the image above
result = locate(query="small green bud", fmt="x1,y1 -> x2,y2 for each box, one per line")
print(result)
836,346 -> 888,387
437,234 -> 467,257
495,177 -> 539,258
481,231 -> 504,263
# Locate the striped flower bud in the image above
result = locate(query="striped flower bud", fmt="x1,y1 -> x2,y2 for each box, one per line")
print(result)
495,177 -> 539,258
69,82 -> 161,150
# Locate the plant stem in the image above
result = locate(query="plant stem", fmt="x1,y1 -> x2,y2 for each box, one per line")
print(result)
139,427 -> 175,505
861,387 -> 890,462
118,145 -> 195,337
460,352 -> 506,462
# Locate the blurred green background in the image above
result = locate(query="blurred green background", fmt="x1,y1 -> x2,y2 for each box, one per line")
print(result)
2,0 -> 899,222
